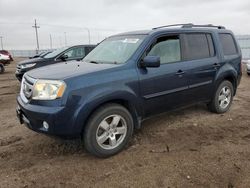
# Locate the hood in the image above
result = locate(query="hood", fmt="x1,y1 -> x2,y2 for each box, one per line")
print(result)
27,61 -> 117,80
17,57 -> 48,65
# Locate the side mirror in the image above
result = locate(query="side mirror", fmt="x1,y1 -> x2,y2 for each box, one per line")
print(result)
141,56 -> 160,68
60,54 -> 68,61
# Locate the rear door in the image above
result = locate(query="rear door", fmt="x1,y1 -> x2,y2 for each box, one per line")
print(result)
182,33 -> 219,102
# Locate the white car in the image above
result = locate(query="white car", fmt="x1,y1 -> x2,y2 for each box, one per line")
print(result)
247,60 -> 250,75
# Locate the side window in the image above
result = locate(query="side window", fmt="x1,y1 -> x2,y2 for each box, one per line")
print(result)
64,47 -> 85,59
85,47 -> 94,55
147,36 -> 181,64
185,34 -> 210,60
219,34 -> 238,56
64,49 -> 74,58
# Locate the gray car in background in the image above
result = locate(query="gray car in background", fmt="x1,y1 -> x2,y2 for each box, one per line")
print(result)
247,60 -> 250,75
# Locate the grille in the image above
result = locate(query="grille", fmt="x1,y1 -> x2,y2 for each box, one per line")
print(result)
16,64 -> 21,72
20,74 -> 36,102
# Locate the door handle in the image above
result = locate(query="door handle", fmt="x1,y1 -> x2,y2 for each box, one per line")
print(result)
176,70 -> 185,75
213,63 -> 220,68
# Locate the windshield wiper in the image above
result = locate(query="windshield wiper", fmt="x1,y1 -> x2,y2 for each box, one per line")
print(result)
85,60 -> 119,64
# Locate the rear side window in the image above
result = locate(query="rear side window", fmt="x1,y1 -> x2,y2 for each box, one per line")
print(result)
219,34 -> 238,56
185,34 -> 214,60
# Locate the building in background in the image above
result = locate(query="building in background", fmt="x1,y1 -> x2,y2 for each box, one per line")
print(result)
236,35 -> 250,60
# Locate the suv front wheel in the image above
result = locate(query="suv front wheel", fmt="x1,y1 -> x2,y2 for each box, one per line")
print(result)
83,103 -> 134,158
208,80 -> 234,114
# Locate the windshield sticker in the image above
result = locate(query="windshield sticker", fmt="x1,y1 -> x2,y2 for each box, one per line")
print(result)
122,38 -> 139,43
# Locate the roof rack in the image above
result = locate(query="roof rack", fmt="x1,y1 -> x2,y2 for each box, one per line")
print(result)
152,23 -> 225,30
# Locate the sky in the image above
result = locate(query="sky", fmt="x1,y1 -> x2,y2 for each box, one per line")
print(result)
0,0 -> 249,50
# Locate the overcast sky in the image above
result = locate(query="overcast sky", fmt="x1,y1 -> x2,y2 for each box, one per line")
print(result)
0,0 -> 249,50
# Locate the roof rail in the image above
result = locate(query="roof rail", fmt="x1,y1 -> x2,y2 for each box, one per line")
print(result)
152,23 -> 226,30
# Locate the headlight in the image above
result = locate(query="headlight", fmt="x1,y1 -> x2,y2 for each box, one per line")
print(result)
32,80 -> 66,100
21,63 -> 36,69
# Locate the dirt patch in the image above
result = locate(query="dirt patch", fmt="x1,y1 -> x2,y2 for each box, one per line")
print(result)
0,58 -> 250,187
0,136 -> 22,146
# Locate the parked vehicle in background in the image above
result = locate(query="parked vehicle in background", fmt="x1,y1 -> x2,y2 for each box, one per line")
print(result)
29,51 -> 53,59
0,50 -> 13,62
0,52 -> 10,63
15,45 -> 96,81
247,60 -> 250,75
0,50 -> 13,73
16,24 -> 242,157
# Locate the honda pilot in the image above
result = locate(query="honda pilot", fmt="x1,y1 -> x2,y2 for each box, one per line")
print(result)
16,24 -> 242,157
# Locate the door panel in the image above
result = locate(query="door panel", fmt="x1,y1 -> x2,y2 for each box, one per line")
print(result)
185,57 -> 219,102
138,61 -> 190,117
138,34 -> 190,117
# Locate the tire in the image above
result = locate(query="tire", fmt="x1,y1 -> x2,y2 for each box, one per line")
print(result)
0,64 -> 5,74
208,80 -> 234,114
83,103 -> 134,158
247,72 -> 250,76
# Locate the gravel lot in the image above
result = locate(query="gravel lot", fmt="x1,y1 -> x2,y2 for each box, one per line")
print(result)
0,58 -> 250,188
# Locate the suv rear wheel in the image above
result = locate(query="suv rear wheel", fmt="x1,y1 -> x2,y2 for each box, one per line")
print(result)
83,103 -> 134,158
208,80 -> 234,114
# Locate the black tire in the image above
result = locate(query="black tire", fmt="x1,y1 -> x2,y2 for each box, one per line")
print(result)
247,72 -> 250,76
0,64 -> 4,74
83,103 -> 134,158
208,80 -> 234,114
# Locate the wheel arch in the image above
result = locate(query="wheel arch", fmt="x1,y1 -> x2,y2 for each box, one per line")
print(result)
214,66 -> 238,96
87,99 -> 141,129
75,92 -> 143,136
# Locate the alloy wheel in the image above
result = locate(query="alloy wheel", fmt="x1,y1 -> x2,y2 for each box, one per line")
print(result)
96,114 -> 127,150
218,86 -> 231,109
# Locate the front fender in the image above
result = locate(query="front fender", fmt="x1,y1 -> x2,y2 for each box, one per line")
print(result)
72,87 -> 143,134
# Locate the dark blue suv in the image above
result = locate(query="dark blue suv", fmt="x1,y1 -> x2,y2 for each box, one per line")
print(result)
16,24 -> 242,157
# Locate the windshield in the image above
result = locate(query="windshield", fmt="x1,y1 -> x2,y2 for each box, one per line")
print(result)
44,47 -> 68,59
83,35 -> 146,64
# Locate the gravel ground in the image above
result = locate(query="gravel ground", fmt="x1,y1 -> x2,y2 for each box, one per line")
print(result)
0,58 -> 250,188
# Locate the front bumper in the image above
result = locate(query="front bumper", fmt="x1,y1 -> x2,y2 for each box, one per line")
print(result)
0,60 -> 10,65
247,64 -> 250,74
16,95 -> 80,137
